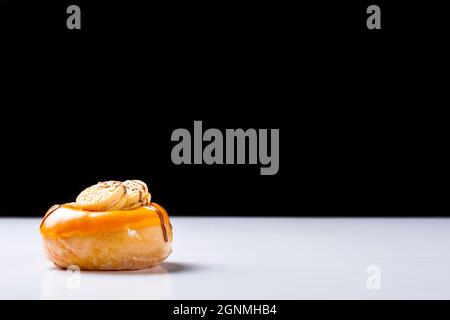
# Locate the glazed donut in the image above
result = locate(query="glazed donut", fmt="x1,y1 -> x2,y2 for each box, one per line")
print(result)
40,201 -> 173,271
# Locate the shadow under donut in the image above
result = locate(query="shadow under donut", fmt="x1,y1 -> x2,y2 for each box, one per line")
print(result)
47,261 -> 205,275
106,262 -> 205,275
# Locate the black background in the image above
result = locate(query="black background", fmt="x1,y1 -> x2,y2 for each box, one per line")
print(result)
2,300 -> 449,319
1,1 -> 447,217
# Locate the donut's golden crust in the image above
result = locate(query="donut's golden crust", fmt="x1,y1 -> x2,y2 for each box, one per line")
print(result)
42,226 -> 172,270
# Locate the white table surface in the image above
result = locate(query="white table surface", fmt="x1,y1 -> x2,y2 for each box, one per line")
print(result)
0,217 -> 449,299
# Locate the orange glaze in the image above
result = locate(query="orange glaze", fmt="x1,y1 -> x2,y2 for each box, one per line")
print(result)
40,202 -> 172,240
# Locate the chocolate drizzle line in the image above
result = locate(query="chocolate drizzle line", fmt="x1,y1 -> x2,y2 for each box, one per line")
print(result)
155,210 -> 168,242
39,205 -> 61,229
134,180 -> 147,193
153,203 -> 172,239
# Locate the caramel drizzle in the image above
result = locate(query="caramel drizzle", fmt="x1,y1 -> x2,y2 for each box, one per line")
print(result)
39,204 -> 61,229
149,203 -> 172,242
156,210 -> 168,242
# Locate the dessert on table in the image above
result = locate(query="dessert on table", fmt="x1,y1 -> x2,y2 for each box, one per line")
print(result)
40,180 -> 173,270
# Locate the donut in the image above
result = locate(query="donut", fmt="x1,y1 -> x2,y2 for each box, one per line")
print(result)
40,201 -> 173,271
